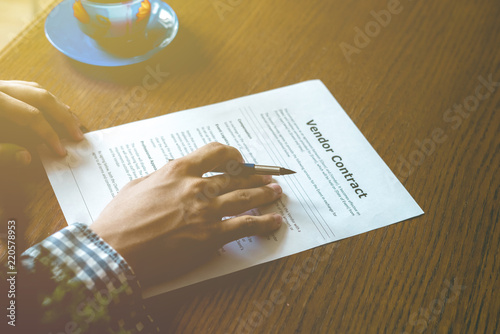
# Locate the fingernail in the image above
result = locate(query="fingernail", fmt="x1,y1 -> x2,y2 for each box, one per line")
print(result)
274,214 -> 283,226
267,183 -> 282,194
263,175 -> 272,183
16,151 -> 31,166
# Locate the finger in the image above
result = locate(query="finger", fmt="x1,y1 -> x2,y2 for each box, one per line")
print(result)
213,183 -> 282,216
204,174 -> 272,196
0,92 -> 66,156
215,213 -> 283,246
0,143 -> 32,167
0,83 -> 84,141
180,142 -> 244,176
0,83 -> 83,140
0,80 -> 41,88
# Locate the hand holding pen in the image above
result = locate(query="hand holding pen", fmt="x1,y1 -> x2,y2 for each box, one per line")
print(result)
93,143 -> 288,286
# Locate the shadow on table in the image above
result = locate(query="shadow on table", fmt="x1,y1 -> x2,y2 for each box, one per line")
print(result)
144,264 -> 267,331
65,27 -> 210,85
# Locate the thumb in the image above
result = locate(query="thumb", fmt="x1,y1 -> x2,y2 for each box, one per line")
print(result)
0,143 -> 32,167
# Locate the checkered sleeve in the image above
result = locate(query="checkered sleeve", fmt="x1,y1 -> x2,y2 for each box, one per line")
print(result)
18,223 -> 160,333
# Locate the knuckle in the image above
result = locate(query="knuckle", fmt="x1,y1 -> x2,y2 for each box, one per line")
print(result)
187,199 -> 211,221
192,226 -> 213,243
36,88 -> 56,104
195,198 -> 211,213
190,178 -> 207,194
163,159 -> 185,175
237,190 -> 253,205
25,107 -> 43,126
264,185 -> 279,198
200,225 -> 215,241
242,215 -> 258,233
207,142 -> 228,156
207,141 -> 225,150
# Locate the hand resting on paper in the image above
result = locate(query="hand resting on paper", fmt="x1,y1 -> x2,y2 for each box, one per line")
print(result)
91,142 -> 283,287
0,80 -> 84,166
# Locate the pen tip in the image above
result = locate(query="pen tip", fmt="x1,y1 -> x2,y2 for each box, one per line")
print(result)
281,168 -> 296,175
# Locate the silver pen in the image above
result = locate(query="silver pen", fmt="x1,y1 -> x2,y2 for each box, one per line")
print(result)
227,163 -> 296,176
168,160 -> 295,176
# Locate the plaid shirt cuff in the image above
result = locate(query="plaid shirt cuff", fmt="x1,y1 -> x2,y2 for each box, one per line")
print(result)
20,223 -> 159,333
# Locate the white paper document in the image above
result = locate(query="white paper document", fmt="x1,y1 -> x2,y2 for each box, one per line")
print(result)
40,80 -> 423,297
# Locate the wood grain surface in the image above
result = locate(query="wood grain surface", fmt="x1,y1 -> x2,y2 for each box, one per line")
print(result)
0,0 -> 498,333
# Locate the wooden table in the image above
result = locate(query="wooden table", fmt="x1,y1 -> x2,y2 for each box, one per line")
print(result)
1,0 -> 498,332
